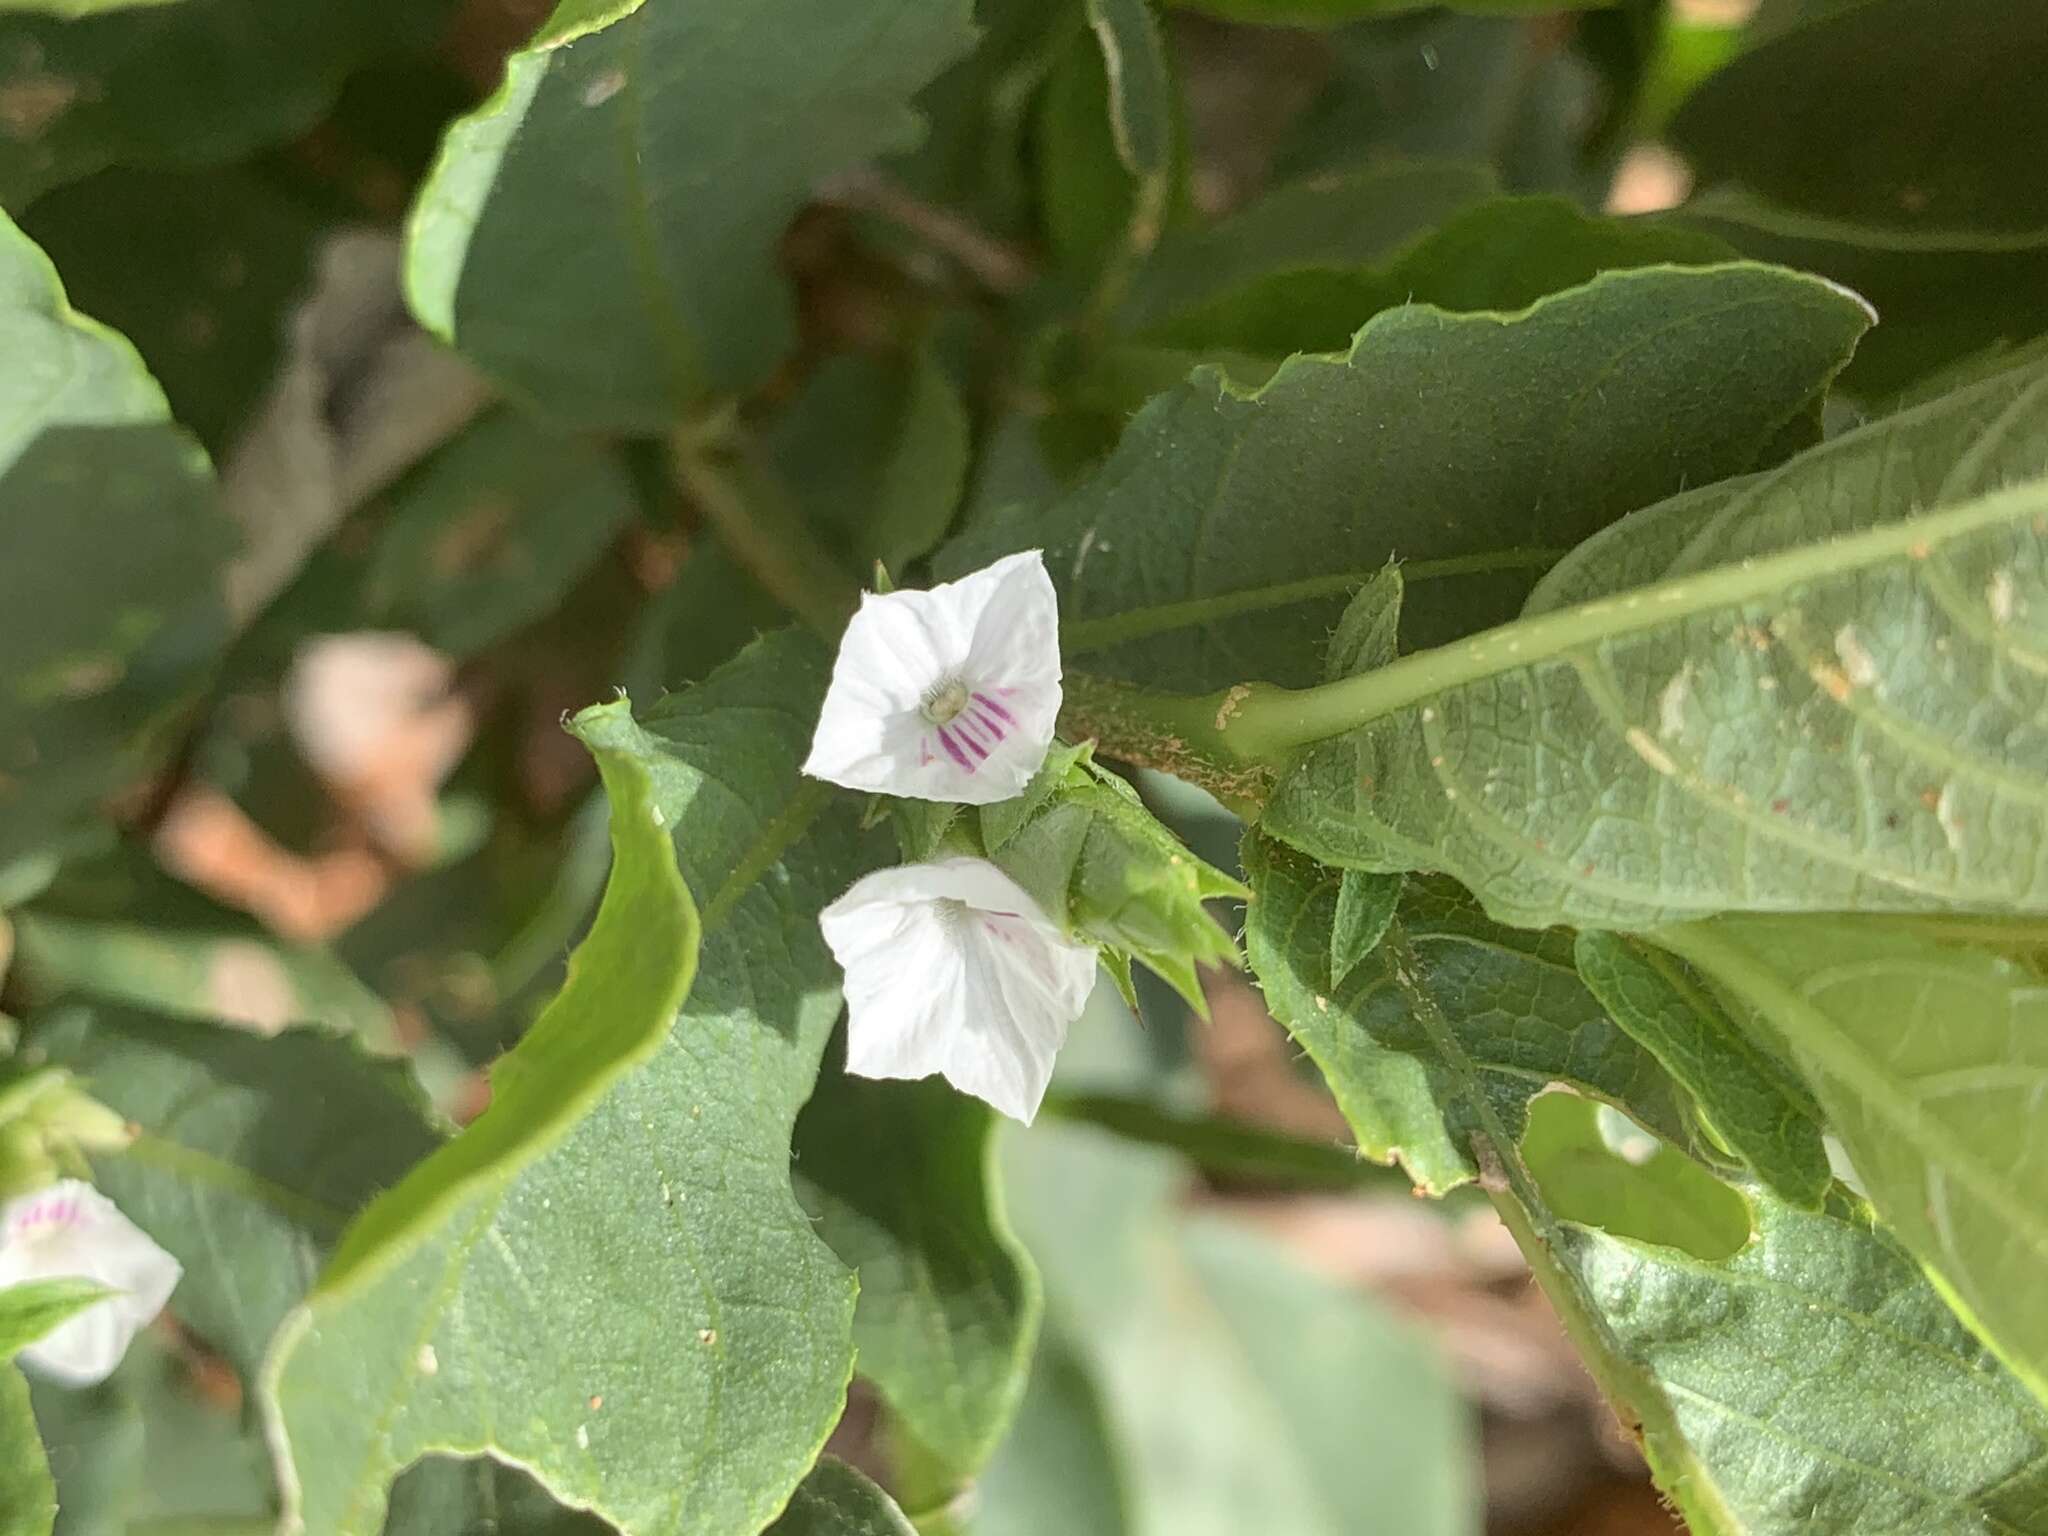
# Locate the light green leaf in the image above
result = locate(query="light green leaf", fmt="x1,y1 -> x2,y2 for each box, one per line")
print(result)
29,1329 -> 276,1535
1242,835 -> 1691,1194
765,1459 -> 917,1536
1,1368 -> 51,1536
25,1004 -> 441,1382
263,634 -> 890,1536
11,914 -> 398,1048
1659,914 -> 2048,1411
0,0 -> 454,208
1521,1092 -> 1749,1259
366,407 -> 639,658
1002,1119 -> 1480,1536
966,1329 -> 1124,1536
405,0 -> 976,429
0,211 -> 231,869
792,1058 -> 1039,1498
766,348 -> 970,579
1670,0 -> 2048,242
0,1278 -> 110,1360
947,265 -> 1873,692
1558,1184 -> 2048,1534
1573,931 -> 1831,1207
1261,355 -> 2048,928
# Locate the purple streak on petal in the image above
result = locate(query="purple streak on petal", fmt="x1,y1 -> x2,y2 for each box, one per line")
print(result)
972,709 -> 1009,743
972,691 -> 1016,724
937,728 -> 975,771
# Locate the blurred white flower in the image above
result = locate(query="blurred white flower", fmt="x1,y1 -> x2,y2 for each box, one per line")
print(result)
0,1180 -> 181,1387
804,550 -> 1061,804
820,856 -> 1097,1123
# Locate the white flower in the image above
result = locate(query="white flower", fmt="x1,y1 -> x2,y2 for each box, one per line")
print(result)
820,856 -> 1098,1123
0,1180 -> 181,1387
804,550 -> 1062,805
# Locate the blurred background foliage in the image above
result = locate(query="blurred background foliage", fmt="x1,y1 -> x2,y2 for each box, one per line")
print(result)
3,0 -> 2045,1531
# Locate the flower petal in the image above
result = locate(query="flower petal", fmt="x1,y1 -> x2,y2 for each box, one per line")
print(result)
820,857 -> 1097,1122
804,551 -> 1061,804
0,1180 -> 181,1387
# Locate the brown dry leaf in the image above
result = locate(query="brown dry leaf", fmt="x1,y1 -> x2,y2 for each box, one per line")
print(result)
154,786 -> 386,944
284,632 -> 474,864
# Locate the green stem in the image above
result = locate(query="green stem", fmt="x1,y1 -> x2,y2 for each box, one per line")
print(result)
670,428 -> 859,638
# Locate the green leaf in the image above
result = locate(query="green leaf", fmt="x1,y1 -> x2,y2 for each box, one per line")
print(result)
0,1278 -> 111,1359
365,407 -> 640,658
1670,0 -> 2048,241
765,1459 -> 917,1536
1041,1091 -> 1395,1192
1138,195 -> 1734,359
24,1004 -> 441,1382
792,1057 -> 1039,1498
947,264 -> 1873,692
383,1456 -> 616,1535
1674,190 -> 2048,399
1556,1183 -> 2048,1534
1260,355 -> 2048,928
978,746 -> 1245,1012
1001,1119 -> 1481,1535
1660,914 -> 2048,1411
405,0 -> 976,429
766,348 -> 970,579
1242,835 -> 1691,1194
1573,931 -> 1831,1207
0,1369 -> 51,1536
29,1329 -> 277,1535
263,634 -> 891,1536
1117,161 -> 1497,332
1162,0 -> 1604,20
16,166 -> 321,451
965,1329 -> 1123,1536
0,211 -> 232,868
11,913 -> 399,1048
1520,1092 -> 1749,1259
0,0 -> 454,208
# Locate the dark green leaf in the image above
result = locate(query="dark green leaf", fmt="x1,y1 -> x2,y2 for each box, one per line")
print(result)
766,348 -> 970,579
1573,931 -> 1830,1207
765,1459 -> 916,1536
792,1058 -> 1038,1496
382,1455 -> 617,1536
1163,0 -> 1605,20
405,0 -> 977,428
263,636 -> 891,1535
1670,0 -> 2048,240
1242,834 -> 1691,1194
949,264 -> 1871,692
0,211 -> 232,868
0,0 -> 454,208
366,408 -> 639,658
26,1004 -> 441,1381
1262,356 -> 2048,928
17,165 -> 321,451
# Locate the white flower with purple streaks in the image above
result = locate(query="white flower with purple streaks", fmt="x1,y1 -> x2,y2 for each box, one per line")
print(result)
0,1180 -> 181,1387
820,856 -> 1098,1123
804,550 -> 1061,805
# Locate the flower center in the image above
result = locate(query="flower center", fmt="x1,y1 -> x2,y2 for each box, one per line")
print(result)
932,897 -> 974,932
920,678 -> 971,726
